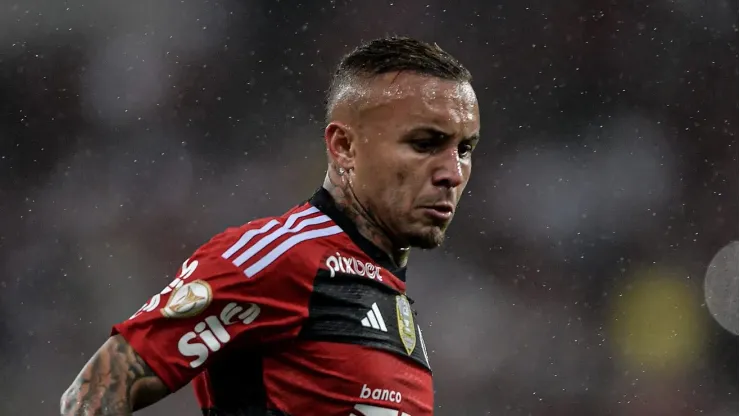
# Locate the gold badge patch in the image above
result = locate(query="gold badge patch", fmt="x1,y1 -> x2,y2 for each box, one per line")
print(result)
395,295 -> 416,355
160,280 -> 212,318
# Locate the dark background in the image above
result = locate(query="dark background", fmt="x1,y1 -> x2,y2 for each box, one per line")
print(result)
0,1 -> 737,414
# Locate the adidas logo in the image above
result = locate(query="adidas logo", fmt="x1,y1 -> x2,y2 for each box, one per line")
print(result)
361,303 -> 387,332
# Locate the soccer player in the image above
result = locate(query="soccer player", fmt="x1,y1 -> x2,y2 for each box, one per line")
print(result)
61,36 -> 480,416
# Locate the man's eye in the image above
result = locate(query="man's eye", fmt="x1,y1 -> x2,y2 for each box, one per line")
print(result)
459,143 -> 474,158
411,140 -> 436,153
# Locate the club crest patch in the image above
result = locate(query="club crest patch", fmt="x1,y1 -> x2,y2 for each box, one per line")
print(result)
395,295 -> 416,355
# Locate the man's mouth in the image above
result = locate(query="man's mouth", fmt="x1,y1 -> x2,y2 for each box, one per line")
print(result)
420,203 -> 455,221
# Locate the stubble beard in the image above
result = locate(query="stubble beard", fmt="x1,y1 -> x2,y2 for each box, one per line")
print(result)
407,227 -> 446,249
383,196 -> 450,250
400,216 -> 449,249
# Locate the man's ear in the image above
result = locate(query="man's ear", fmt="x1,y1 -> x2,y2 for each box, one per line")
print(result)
324,122 -> 355,171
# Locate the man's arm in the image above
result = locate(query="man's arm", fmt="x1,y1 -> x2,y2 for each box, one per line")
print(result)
61,223 -> 314,415
60,335 -> 170,416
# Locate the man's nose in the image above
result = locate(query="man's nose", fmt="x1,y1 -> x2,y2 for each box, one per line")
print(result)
431,148 -> 465,189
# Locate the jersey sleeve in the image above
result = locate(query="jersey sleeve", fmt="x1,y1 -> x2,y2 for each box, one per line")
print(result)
111,226 -> 310,392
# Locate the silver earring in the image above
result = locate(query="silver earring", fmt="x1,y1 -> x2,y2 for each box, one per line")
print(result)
338,167 -> 345,175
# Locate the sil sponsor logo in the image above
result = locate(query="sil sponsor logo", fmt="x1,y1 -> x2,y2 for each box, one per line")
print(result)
177,302 -> 260,368
325,252 -> 383,281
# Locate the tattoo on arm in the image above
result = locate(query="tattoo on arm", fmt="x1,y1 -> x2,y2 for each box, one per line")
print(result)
60,335 -> 169,415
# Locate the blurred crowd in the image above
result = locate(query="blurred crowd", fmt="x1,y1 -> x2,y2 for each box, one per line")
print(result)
0,0 -> 737,415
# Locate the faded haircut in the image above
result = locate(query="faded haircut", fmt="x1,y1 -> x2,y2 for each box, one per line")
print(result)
325,36 -> 472,122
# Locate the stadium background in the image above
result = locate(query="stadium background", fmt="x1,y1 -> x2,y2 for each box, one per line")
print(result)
0,1 -> 737,414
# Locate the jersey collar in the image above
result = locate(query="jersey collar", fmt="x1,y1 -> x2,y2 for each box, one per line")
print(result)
309,187 -> 407,281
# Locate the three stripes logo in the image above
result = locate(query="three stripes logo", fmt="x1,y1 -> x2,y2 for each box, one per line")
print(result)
221,206 -> 343,278
361,303 -> 387,332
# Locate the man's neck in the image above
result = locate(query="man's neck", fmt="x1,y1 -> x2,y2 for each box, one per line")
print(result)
323,170 -> 409,268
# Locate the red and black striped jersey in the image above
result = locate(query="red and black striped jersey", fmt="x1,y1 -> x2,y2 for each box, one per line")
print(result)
112,188 -> 434,416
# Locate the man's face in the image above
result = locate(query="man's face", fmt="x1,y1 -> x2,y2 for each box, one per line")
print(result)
339,72 -> 480,249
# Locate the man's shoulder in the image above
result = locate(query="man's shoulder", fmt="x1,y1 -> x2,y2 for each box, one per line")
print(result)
198,202 -> 345,279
